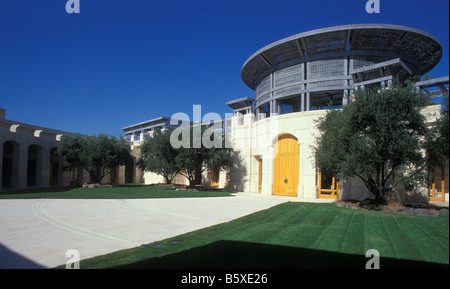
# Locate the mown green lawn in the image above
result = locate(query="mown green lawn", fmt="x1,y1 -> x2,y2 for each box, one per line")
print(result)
0,184 -> 233,199
70,202 -> 449,269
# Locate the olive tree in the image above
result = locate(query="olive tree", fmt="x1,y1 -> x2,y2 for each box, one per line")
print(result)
314,85 -> 446,203
59,134 -> 131,184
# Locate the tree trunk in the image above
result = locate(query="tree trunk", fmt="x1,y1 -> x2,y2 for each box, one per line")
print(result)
164,176 -> 172,185
366,177 -> 387,204
188,177 -> 196,188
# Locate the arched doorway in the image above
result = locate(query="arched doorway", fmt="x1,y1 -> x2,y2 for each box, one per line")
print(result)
125,156 -> 136,184
27,145 -> 43,187
49,148 -> 59,186
210,168 -> 220,187
2,141 -> 19,189
273,134 -> 299,197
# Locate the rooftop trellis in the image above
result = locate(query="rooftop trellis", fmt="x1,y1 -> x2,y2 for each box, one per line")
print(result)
242,24 -> 443,90
415,76 -> 449,99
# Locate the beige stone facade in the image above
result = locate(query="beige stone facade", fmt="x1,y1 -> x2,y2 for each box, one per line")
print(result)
0,109 -> 84,191
225,104 -> 449,203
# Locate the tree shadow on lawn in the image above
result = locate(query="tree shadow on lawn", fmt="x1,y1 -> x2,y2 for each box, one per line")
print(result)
114,184 -> 149,188
113,240 -> 448,269
0,186 -> 76,196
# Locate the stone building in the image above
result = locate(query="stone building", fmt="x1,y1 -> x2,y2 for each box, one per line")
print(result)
226,24 -> 448,202
0,108 -> 82,191
125,24 -> 449,203
1,24 -> 448,203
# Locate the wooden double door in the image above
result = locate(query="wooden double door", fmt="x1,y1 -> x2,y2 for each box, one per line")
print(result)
273,135 -> 299,197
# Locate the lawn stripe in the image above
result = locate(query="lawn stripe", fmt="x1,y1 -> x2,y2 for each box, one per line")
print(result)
380,215 -> 403,259
339,210 -> 367,255
338,211 -> 355,253
397,216 -> 449,264
390,214 -> 429,262
366,214 -> 394,258
323,208 -> 353,252
307,208 -> 338,251
421,217 -> 450,239
263,203 -> 320,246
364,213 -> 369,253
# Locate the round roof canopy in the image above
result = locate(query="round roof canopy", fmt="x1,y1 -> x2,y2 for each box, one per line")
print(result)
241,24 -> 443,90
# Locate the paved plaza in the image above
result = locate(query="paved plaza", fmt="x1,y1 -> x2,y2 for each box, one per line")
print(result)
0,193 -> 332,269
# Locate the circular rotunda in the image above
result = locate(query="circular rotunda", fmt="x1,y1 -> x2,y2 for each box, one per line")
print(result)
240,24 -> 443,117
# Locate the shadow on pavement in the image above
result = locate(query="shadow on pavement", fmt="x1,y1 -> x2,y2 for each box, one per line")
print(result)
0,243 -> 46,269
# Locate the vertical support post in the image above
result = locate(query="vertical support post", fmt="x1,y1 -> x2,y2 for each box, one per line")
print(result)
301,93 -> 305,112
318,171 -> 322,197
343,90 -> 348,106
306,93 -> 310,111
16,145 -> 28,189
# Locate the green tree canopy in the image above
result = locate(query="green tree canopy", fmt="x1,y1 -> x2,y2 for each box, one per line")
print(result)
425,94 -> 449,169
174,125 -> 233,187
314,84 -> 446,203
137,125 -> 234,187
137,130 -> 179,184
59,134 -> 131,184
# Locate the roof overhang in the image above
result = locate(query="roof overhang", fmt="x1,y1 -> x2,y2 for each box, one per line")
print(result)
226,97 -> 255,111
242,24 -> 443,90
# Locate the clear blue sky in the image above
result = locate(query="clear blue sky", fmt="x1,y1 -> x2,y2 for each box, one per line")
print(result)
0,0 -> 448,137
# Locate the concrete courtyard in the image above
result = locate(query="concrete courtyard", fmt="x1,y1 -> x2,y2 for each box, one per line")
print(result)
0,193 -> 332,269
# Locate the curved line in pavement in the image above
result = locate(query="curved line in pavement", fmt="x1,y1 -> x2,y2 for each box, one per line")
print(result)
119,199 -> 205,220
30,199 -> 140,248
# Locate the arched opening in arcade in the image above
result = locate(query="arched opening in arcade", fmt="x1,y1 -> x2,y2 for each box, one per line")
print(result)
2,141 -> 19,190
125,156 -> 136,184
49,147 -> 59,186
27,144 -> 43,188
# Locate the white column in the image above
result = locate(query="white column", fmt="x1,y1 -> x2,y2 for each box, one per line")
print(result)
34,147 -> 44,188
263,145 -> 274,195
15,145 -> 28,189
297,141 -> 303,198
343,90 -> 349,106
306,93 -> 310,111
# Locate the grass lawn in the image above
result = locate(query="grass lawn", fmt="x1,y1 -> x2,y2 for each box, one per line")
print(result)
70,202 -> 449,269
0,184 -> 233,199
